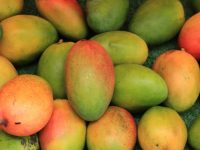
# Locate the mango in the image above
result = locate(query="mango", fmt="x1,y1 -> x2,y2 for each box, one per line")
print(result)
153,50 -> 200,112
0,15 -> 58,65
179,13 -> 200,60
86,0 -> 129,33
0,74 -> 54,136
192,0 -> 200,12
112,64 -> 168,112
0,25 -> 2,39
0,0 -> 23,21
87,106 -> 136,150
0,56 -> 17,89
36,0 -> 88,40
129,0 -> 185,45
0,130 -> 39,150
65,40 -> 115,121
138,106 -> 187,150
38,41 -> 74,99
39,100 -> 86,150
188,117 -> 200,150
91,31 -> 148,65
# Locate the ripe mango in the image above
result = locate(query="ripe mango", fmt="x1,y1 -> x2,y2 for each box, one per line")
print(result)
86,0 -> 129,33
39,100 -> 86,150
129,0 -> 185,45
0,56 -> 17,89
112,64 -> 168,112
91,31 -> 148,65
188,117 -> 200,150
153,50 -> 200,112
0,15 -> 58,65
65,40 -> 115,121
0,130 -> 39,150
87,106 -> 136,150
36,0 -> 88,40
38,41 -> 74,99
138,106 -> 187,150
0,0 -> 23,21
179,13 -> 200,60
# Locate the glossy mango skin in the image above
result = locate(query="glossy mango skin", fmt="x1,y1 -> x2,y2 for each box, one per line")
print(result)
91,31 -> 148,65
179,13 -> 200,60
86,0 -> 129,33
0,15 -> 58,65
65,40 -> 115,121
112,64 -> 168,113
129,0 -> 185,45
0,0 -> 23,21
188,117 -> 200,150
38,42 -> 74,99
0,56 -> 17,89
153,50 -> 200,112
36,0 -> 88,40
39,100 -> 86,150
138,106 -> 187,150
87,106 -> 136,150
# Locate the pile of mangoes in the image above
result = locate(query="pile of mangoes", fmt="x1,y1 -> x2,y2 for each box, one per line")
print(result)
0,0 -> 200,150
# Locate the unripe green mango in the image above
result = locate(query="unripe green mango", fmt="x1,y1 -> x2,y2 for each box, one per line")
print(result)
188,117 -> 200,150
65,40 -> 115,121
86,0 -> 129,33
36,0 -> 88,40
0,130 -> 39,150
38,41 -> 74,99
0,15 -> 58,65
129,0 -> 185,45
112,64 -> 168,112
91,31 -> 148,65
0,0 -> 23,21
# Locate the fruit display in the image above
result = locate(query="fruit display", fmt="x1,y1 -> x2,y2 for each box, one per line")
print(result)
0,0 -> 200,150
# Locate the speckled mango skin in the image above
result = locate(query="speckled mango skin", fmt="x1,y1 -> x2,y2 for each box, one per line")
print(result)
36,0 -> 88,40
39,100 -> 86,150
87,106 -> 137,150
0,15 -> 58,65
0,0 -> 23,21
65,40 -> 115,121
153,50 -> 200,112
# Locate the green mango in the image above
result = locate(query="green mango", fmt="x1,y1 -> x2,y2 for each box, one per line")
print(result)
0,15 -> 58,65
38,41 -> 74,99
188,117 -> 200,150
65,40 -> 115,121
128,0 -> 185,45
0,0 -> 23,21
112,64 -> 168,112
0,130 -> 39,150
192,0 -> 200,12
86,0 -> 129,33
91,31 -> 148,65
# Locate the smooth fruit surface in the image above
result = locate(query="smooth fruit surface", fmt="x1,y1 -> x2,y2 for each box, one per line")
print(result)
188,117 -> 200,150
39,100 -> 86,150
0,56 -> 17,89
87,106 -> 136,150
112,64 -> 168,112
179,12 -> 200,60
153,50 -> 200,112
0,74 -> 54,136
38,41 -> 74,99
0,15 -> 58,65
91,31 -> 148,65
86,0 -> 129,33
0,0 -> 23,21
138,106 -> 187,150
36,0 -> 88,40
65,40 -> 115,121
129,0 -> 185,45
